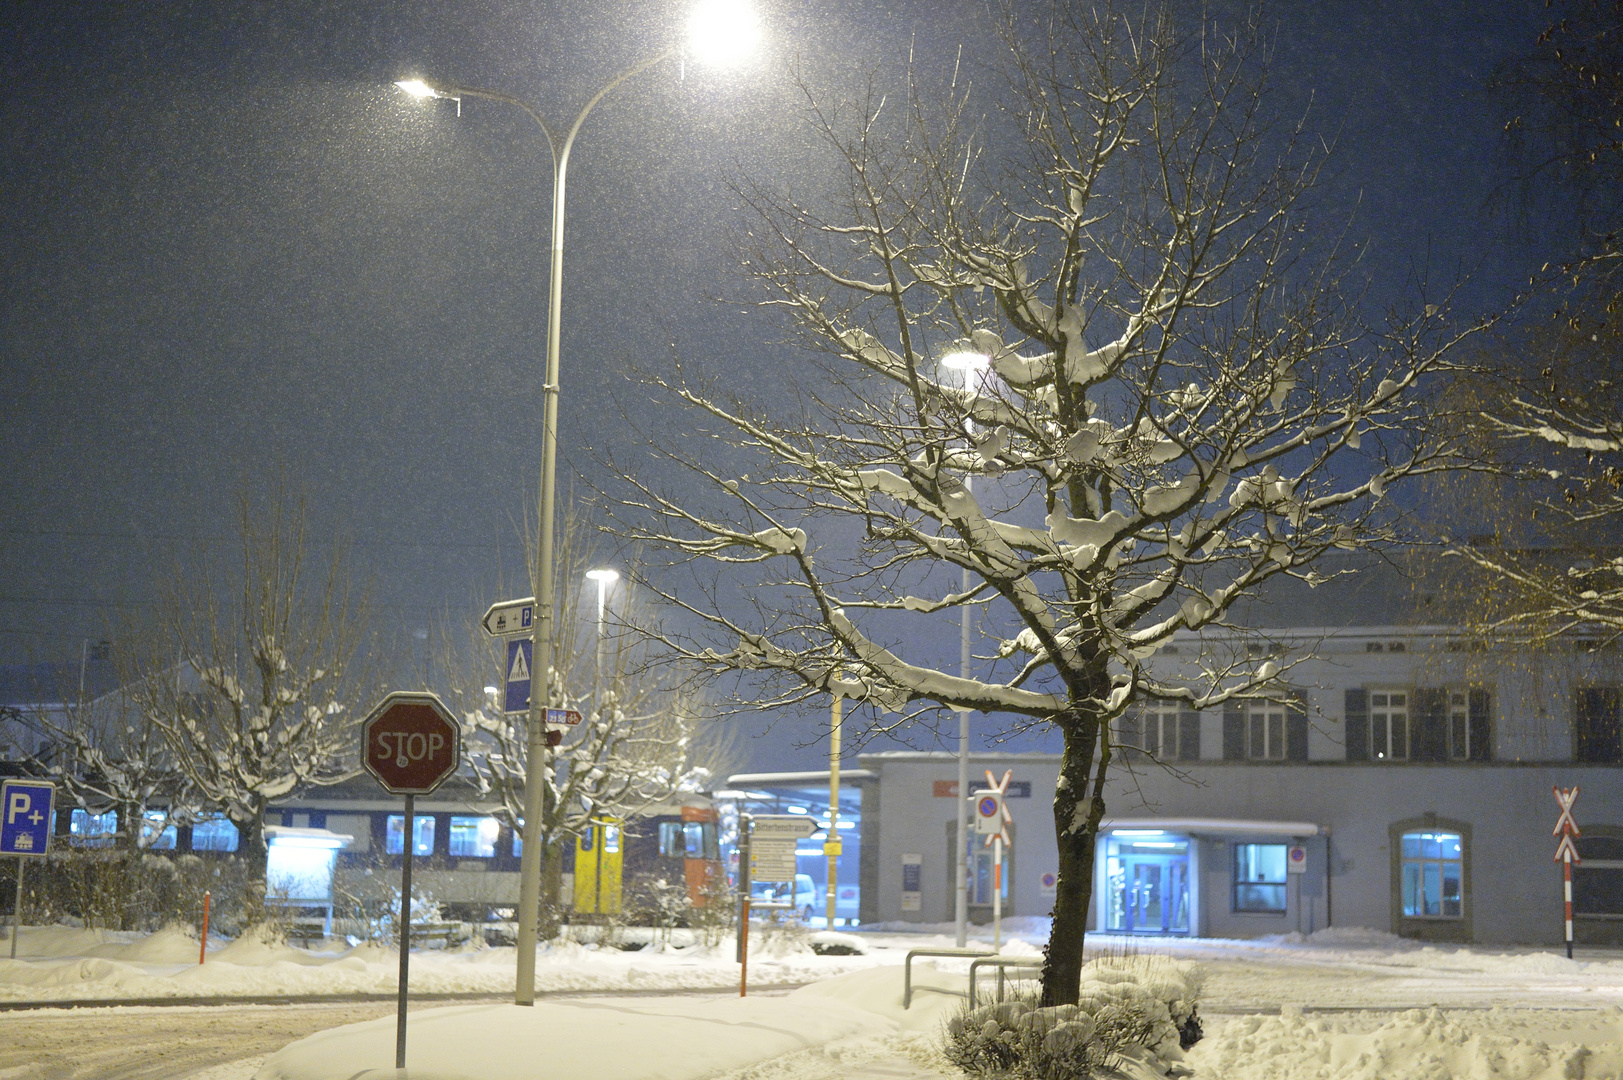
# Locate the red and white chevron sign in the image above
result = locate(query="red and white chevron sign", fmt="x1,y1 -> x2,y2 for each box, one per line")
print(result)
1554,785 -> 1581,958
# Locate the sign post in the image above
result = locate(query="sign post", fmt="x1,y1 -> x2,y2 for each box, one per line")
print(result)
361,692 -> 461,1071
0,779 -> 53,960
1554,785 -> 1581,959
974,770 -> 1013,950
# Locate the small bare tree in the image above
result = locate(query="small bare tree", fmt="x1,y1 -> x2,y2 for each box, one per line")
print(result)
609,2 -> 1488,1004
129,489 -> 371,853
438,513 -> 731,934
11,656 -> 196,850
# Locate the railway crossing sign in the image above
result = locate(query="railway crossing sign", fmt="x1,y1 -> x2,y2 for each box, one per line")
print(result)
503,639 -> 532,716
0,780 -> 53,858
1554,785 -> 1581,959
362,692 -> 461,795
482,597 -> 535,637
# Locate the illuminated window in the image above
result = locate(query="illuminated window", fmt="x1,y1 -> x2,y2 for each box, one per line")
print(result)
386,815 -> 435,856
70,809 -> 117,848
190,816 -> 239,852
140,811 -> 177,850
449,816 -> 499,858
1233,844 -> 1287,912
1401,831 -> 1463,917
1370,691 -> 1409,761
659,821 -> 684,858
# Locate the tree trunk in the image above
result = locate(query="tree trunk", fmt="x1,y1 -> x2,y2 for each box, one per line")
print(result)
539,834 -> 566,940
1041,710 -> 1108,1007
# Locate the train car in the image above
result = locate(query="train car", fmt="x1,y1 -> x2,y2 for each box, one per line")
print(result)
572,796 -> 723,921
269,783 -> 724,930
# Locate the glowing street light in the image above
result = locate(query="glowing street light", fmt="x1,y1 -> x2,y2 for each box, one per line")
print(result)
395,3 -> 758,1007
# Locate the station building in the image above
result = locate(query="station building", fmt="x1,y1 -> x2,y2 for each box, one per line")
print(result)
743,624 -> 1623,945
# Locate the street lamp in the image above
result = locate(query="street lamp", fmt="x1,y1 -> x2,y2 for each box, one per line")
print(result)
585,568 -> 619,718
395,2 -> 758,1006
938,348 -> 990,948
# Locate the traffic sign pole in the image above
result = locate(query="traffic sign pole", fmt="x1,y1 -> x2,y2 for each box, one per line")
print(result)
396,793 -> 414,1069
359,693 -> 459,1071
1554,785 -> 1581,960
0,779 -> 55,960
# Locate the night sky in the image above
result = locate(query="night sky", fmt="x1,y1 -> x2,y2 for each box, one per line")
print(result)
0,0 -> 1551,772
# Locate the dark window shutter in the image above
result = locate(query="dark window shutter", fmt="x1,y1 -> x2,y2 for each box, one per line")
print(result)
1178,711 -> 1201,761
1467,689 -> 1493,762
1223,703 -> 1246,760
1413,688 -> 1449,762
1286,701 -> 1309,761
1577,688 -> 1623,763
1344,688 -> 1368,761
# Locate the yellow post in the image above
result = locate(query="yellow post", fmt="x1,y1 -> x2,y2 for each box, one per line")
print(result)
826,693 -> 842,929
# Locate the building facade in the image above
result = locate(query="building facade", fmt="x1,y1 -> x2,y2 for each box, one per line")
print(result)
847,625 -> 1623,945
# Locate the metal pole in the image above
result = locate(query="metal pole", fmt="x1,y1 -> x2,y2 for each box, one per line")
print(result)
1564,856 -> 1574,960
10,858 -> 21,960
737,815 -> 751,993
396,794 -> 414,1070
507,48 -> 675,1007
199,891 -> 211,965
827,694 -> 841,929
955,485 -> 971,946
993,835 -> 1002,952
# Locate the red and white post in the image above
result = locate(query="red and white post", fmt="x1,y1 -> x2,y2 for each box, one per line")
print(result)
1553,786 -> 1582,960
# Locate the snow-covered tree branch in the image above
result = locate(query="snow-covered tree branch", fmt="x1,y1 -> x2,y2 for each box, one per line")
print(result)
127,489 -> 372,852
609,2 -> 1487,1004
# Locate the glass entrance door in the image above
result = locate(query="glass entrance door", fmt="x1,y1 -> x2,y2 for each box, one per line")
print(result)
1105,835 -> 1190,934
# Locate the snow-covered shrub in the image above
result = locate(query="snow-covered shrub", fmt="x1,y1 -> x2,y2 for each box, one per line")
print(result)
26,850 -> 262,934
943,956 -> 1203,1079
688,871 -> 735,948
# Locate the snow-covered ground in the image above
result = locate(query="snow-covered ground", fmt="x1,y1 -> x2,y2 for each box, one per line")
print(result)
3,920 -> 1623,1078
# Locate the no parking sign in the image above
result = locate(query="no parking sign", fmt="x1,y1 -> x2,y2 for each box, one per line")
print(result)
1287,845 -> 1307,874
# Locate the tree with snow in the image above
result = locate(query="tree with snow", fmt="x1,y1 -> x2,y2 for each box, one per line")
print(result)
128,490 -> 371,853
610,2 -> 1487,1004
9,656 -> 196,851
439,513 -> 734,935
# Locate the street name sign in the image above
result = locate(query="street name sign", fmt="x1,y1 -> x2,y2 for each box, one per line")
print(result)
751,815 -> 818,839
362,692 -> 461,795
482,598 -> 535,638
0,780 -> 53,857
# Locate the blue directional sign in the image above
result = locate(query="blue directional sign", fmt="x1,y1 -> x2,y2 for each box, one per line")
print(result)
503,638 -> 532,716
0,780 -> 54,858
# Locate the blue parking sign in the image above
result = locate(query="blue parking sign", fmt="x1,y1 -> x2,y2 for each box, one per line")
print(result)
0,780 -> 54,858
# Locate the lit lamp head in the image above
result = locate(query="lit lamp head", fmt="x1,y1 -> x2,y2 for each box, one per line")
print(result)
394,78 -> 442,100
585,568 -> 620,587
939,350 -> 992,394
686,0 -> 761,67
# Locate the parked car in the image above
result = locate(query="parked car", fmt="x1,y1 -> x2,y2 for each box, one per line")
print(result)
749,873 -> 818,919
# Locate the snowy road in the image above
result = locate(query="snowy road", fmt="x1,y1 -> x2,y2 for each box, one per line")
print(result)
0,998 -> 507,1080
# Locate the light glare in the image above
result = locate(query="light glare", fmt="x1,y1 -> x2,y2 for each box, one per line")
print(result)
586,568 -> 620,584
395,79 -> 438,99
687,0 -> 760,67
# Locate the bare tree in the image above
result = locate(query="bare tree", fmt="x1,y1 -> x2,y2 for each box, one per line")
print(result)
129,489 -> 371,853
9,657 -> 196,850
609,2 -> 1487,1004
437,512 -> 730,934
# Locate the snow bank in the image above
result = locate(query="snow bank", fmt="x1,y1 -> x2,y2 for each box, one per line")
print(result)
255,967 -> 945,1080
1186,1005 -> 1623,1080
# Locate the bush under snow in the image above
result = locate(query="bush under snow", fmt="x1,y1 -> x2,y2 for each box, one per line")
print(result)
943,955 -> 1203,1079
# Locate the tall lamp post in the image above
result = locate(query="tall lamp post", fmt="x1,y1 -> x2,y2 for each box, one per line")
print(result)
939,349 -> 990,948
395,1 -> 760,1006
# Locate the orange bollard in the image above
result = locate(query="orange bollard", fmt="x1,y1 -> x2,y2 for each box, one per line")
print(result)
199,891 -> 211,965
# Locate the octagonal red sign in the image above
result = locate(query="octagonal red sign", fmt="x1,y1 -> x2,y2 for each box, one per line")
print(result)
361,692 -> 461,795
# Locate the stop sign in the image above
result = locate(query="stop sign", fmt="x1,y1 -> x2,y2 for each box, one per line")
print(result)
361,692 -> 461,794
